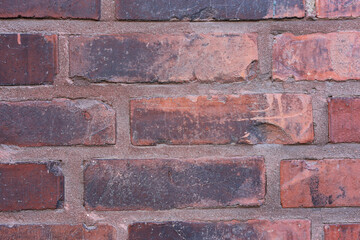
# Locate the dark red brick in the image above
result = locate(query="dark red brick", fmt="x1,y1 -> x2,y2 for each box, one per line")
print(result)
0,34 -> 57,86
0,99 -> 115,147
84,157 -> 265,210
0,225 -> 115,239
130,94 -> 314,146
281,159 -> 360,207
129,220 -> 311,240
273,32 -> 360,81
116,0 -> 305,20
324,224 -> 360,240
317,0 -> 360,19
69,33 -> 258,83
329,97 -> 360,143
0,162 -> 63,211
0,0 -> 100,20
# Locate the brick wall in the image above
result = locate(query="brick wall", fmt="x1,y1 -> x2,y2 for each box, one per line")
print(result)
0,0 -> 360,239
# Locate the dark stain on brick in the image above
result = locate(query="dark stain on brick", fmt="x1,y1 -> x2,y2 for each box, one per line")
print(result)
116,0 -> 304,20
84,158 -> 265,210
129,220 -> 313,240
84,36 -> 159,82
309,175 -> 333,207
129,222 -> 259,240
0,34 -> 57,86
0,163 -> 64,211
0,99 -> 115,147
70,34 -> 259,83
0,104 -> 87,146
0,0 -> 100,20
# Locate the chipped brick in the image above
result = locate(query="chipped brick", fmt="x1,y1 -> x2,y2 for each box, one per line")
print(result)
130,94 -> 314,145
69,33 -> 258,83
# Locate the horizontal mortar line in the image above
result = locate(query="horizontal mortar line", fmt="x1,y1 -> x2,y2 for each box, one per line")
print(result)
0,208 -> 360,223
0,84 -> 360,98
2,144 -> 360,160
1,19 -> 360,34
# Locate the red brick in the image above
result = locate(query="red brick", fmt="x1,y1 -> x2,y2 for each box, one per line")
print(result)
130,94 -> 313,146
84,157 -> 265,210
317,0 -> 360,19
0,163 -> 63,211
0,34 -> 57,86
281,159 -> 360,207
129,220 -> 311,240
324,224 -> 360,240
0,225 -> 115,239
69,33 -> 258,83
329,97 -> 360,143
273,32 -> 360,81
0,99 -> 115,147
116,0 -> 305,20
0,0 -> 100,20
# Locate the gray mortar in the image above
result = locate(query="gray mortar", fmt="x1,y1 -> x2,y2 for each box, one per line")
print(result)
1,0 -> 360,239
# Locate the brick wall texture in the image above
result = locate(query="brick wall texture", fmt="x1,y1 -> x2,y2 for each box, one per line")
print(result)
0,0 -> 360,239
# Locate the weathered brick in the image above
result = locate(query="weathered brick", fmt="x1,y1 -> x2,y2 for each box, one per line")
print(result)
324,224 -> 360,240
129,220 -> 311,240
273,32 -> 360,81
116,0 -> 305,20
0,0 -> 100,20
281,159 -> 360,207
69,33 -> 258,83
84,157 -> 265,210
317,0 -> 360,19
329,97 -> 360,143
0,225 -> 115,239
130,94 -> 313,146
0,34 -> 57,86
0,99 -> 115,147
0,163 -> 63,211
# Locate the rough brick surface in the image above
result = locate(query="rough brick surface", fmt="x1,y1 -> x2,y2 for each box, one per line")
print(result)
0,225 -> 115,239
0,99 -> 115,147
0,0 -> 100,20
129,220 -> 311,240
0,34 -> 57,86
329,97 -> 360,143
69,34 -> 258,83
0,163 -> 64,211
116,0 -> 305,20
84,157 -> 265,210
273,32 -> 360,81
130,94 -> 313,146
324,224 -> 360,240
281,159 -> 360,207
317,0 -> 360,19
